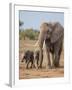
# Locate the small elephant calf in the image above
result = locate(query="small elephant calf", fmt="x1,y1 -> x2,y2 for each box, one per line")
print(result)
21,50 -> 43,69
21,50 -> 34,69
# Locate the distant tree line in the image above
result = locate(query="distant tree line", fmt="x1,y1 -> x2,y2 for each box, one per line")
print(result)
19,29 -> 39,40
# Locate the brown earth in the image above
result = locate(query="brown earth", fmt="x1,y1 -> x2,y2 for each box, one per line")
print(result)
19,40 -> 64,79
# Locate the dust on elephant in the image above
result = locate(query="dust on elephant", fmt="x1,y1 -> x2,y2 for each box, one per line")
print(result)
38,22 -> 64,68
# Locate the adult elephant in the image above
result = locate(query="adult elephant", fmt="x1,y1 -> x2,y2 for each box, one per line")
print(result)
38,22 -> 64,68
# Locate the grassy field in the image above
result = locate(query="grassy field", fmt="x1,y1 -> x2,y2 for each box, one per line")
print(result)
19,40 -> 64,79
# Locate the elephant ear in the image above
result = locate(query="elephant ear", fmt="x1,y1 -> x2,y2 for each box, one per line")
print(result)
51,22 -> 64,43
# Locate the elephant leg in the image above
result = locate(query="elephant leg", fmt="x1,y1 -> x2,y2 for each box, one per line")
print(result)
33,60 -> 36,68
26,60 -> 30,69
30,61 -> 33,68
54,50 -> 60,67
33,59 -> 37,69
55,46 -> 62,67
54,40 -> 63,67
35,59 -> 39,69
58,43 -> 62,61
51,53 -> 55,68
46,47 -> 51,68
37,58 -> 40,67
39,48 -> 43,68
30,60 -> 36,69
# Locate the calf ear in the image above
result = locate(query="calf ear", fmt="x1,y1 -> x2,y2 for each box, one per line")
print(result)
51,23 -> 64,43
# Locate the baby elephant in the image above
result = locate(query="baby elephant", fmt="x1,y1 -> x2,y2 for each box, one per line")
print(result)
21,50 -> 34,69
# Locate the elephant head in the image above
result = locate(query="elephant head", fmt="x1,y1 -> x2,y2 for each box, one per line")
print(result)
39,22 -> 64,47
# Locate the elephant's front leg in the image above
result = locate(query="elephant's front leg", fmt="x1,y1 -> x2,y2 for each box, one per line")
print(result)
51,53 -> 55,68
46,47 -> 51,69
26,60 -> 30,69
34,59 -> 38,69
30,61 -> 33,68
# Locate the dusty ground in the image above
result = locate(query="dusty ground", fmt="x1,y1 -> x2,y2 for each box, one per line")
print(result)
19,40 -> 64,79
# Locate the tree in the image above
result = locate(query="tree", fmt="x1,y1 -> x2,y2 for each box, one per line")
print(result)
19,20 -> 24,26
24,29 -> 35,40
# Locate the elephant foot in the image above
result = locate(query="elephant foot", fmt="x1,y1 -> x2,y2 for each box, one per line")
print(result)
38,65 -> 42,69
51,63 -> 55,68
54,61 -> 60,68
35,65 -> 38,69
25,64 -> 28,69
30,66 -> 32,69
35,67 -> 38,70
